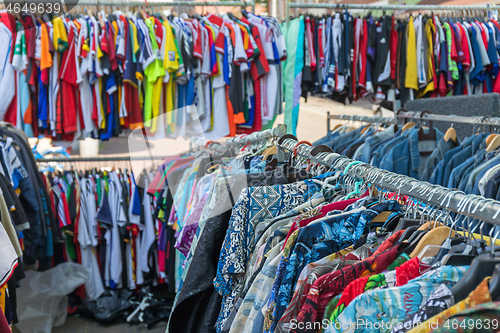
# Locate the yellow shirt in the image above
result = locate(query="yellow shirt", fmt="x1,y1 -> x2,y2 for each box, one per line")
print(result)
420,18 -> 436,97
405,16 -> 418,91
143,19 -> 165,133
162,21 -> 179,73
52,17 -> 68,53
162,21 -> 179,133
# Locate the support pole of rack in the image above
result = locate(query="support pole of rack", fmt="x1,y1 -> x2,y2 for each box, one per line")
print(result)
285,0 -> 290,29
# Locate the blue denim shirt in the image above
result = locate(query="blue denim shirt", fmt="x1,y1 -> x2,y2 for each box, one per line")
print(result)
440,135 -> 476,185
371,129 -> 407,168
313,130 -> 340,147
429,159 -> 445,185
445,146 -> 474,188
380,128 -> 444,179
421,137 -> 460,181
331,126 -> 367,152
485,168 -> 500,198
457,149 -> 487,192
342,128 -> 376,157
358,125 -> 397,163
469,154 -> 500,194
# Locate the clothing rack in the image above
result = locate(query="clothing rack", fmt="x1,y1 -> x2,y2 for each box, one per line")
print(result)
277,138 -> 500,226
226,124 -> 287,146
396,111 -> 500,127
326,112 -> 396,132
64,0 -> 256,13
327,111 -> 500,133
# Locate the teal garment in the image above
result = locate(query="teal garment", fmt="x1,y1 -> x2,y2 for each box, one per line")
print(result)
283,17 -> 305,136
324,265 -> 469,333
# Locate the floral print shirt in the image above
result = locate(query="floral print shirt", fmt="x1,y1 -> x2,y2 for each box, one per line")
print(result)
276,246 -> 372,333
324,265 -> 469,333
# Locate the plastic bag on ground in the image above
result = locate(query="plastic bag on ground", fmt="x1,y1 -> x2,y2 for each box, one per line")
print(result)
14,262 -> 89,333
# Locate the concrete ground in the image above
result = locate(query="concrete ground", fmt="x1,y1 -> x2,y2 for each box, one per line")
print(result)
21,97 -> 379,333
13,316 -> 166,333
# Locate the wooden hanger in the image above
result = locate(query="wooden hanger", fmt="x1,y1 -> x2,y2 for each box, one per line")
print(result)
232,7 -> 243,20
487,135 -> 500,152
402,122 -> 416,132
417,220 -> 443,230
485,134 -> 498,146
410,226 -> 455,258
331,124 -> 342,131
140,9 -> 149,20
261,146 -> 277,161
372,211 -> 392,223
444,127 -> 457,143
360,125 -> 372,135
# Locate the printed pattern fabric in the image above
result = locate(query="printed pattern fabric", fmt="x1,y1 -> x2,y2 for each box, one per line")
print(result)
390,284 -> 455,333
276,246 -> 371,333
328,254 -> 412,323
324,265 -> 469,333
268,202 -> 402,333
407,277 -> 492,333
290,245 -> 402,333
430,301 -> 500,333
214,178 -> 325,332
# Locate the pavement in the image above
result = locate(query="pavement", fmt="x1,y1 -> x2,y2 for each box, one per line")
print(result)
14,316 -> 167,333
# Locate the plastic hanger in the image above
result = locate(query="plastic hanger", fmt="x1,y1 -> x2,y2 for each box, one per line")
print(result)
451,224 -> 500,303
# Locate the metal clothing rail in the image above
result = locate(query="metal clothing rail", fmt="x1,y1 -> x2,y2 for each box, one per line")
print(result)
285,2 -> 498,32
326,111 -> 500,133
277,138 -> 500,226
326,112 -> 396,132
396,111 -> 500,126
63,0 -> 256,12
226,124 -> 287,146
36,156 -> 170,162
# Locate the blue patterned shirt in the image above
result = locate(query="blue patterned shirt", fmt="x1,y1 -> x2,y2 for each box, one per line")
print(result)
214,173 -> 334,332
